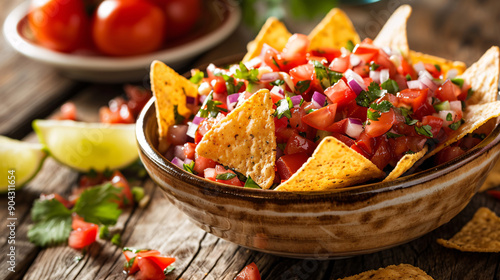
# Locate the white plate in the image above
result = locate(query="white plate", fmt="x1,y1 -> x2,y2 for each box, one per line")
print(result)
3,1 -> 241,83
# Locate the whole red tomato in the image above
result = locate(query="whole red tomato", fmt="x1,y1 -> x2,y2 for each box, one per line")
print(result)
91,0 -> 167,56
28,0 -> 89,52
151,0 -> 201,39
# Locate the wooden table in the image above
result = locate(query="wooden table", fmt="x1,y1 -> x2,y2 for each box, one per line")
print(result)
2,0 -> 500,279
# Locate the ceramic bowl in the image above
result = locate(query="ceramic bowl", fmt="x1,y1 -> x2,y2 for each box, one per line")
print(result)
136,96 -> 500,258
3,1 -> 241,83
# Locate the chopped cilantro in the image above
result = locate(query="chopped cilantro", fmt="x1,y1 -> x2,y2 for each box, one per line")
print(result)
111,233 -> 121,246
415,125 -> 433,137
399,107 -> 418,125
355,82 -> 384,107
189,70 -> 204,84
296,80 -> 311,94
183,161 -> 197,175
270,79 -> 285,86
370,100 -> 393,113
345,40 -> 355,52
277,143 -> 287,151
434,64 -> 441,72
274,97 -> 293,119
244,176 -> 261,189
215,173 -> 237,180
234,62 -> 259,83
307,108 -> 317,114
367,110 -> 381,121
380,79 -> 399,94
386,132 -> 403,138
125,257 -> 136,269
164,265 -> 176,275
197,92 -> 228,118
449,119 -> 464,130
73,183 -> 122,225
99,225 -> 110,239
313,60 -> 342,89
446,113 -> 453,122
369,62 -> 380,71
451,77 -> 464,88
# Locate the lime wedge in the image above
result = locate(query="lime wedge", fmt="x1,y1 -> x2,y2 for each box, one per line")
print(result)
33,120 -> 138,172
0,136 -> 47,192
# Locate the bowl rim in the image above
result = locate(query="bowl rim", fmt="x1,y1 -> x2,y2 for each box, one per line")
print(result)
3,1 -> 241,71
136,94 -> 500,200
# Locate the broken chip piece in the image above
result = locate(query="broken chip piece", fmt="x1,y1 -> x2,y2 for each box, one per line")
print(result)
338,264 -> 434,280
383,146 -> 428,182
437,207 -> 500,252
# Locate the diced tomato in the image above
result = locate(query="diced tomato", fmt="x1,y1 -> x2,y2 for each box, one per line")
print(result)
301,104 -> 337,130
365,108 -> 396,138
434,146 -> 465,165
99,104 -> 134,124
389,136 -> 426,159
310,48 -> 341,62
234,262 -> 262,280
325,119 -> 348,133
110,170 -> 134,208
352,43 -> 379,62
210,76 -> 227,94
370,136 -> 391,170
413,101 -> 436,120
355,131 -> 376,155
329,55 -> 350,73
213,165 -> 243,186
457,83 -> 471,101
289,107 -> 308,132
79,172 -> 106,188
274,116 -> 288,132
137,250 -> 175,270
398,57 -> 417,80
422,116 -> 444,137
397,88 -> 429,113
40,193 -> 73,209
353,63 -> 370,77
270,90 -> 284,104
324,79 -> 357,107
350,143 -> 371,159
394,73 -> 409,90
487,190 -> 500,201
281,34 -> 309,62
289,64 -> 315,85
435,80 -> 459,102
124,85 -> 152,117
276,127 -> 297,143
341,100 -> 367,120
183,142 -> 196,160
193,156 -> 217,175
57,102 -> 77,121
276,153 -> 309,182
331,132 -> 355,147
284,133 -> 316,156
262,45 -> 282,72
424,63 -> 442,79
374,50 -> 397,76
68,216 -> 98,249
194,130 -> 203,144
135,258 -> 165,280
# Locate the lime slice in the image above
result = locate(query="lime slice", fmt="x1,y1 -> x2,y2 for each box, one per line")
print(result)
33,120 -> 138,172
0,136 -> 47,192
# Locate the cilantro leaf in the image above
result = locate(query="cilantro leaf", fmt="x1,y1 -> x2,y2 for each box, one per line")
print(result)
234,62 -> 259,83
405,150 -> 416,155
111,233 -> 121,246
415,125 -> 433,137
31,197 -> 72,222
244,176 -> 261,189
380,79 -> 399,94
367,110 -> 381,121
28,216 -> 72,247
197,92 -> 228,118
345,40 -> 355,52
434,64 -> 441,72
446,113 -> 453,122
386,132 -> 403,138
215,173 -> 237,180
467,88 -> 474,100
398,107 -> 418,125
356,82 -> 384,107
164,265 -> 176,275
406,74 -> 412,81
274,97 -> 293,119
370,100 -> 393,113
369,62 -> 380,71
313,60 -> 342,89
183,161 -> 197,175
73,183 -> 122,226
270,79 -> 285,86
296,80 -> 311,94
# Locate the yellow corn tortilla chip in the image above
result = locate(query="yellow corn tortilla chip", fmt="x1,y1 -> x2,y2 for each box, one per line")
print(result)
195,89 -> 276,188
308,8 -> 360,51
409,50 -> 467,78
150,60 -> 198,152
383,146 -> 428,182
461,46 -> 500,105
437,207 -> 500,252
423,101 -> 500,161
242,17 -> 291,63
276,137 -> 385,192
373,5 -> 412,56
338,264 -> 434,280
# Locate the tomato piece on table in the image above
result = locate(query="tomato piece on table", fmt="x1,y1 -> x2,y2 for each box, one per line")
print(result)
135,258 -> 165,280
276,152 -> 309,181
324,79 -> 357,107
301,104 -> 338,130
68,216 -> 98,249
110,170 -> 134,207
235,262 -> 262,280
284,133 -> 317,156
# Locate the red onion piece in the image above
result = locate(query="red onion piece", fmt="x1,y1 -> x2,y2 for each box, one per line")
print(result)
199,94 -> 207,104
186,96 -> 196,104
407,80 -> 423,90
260,43 -> 277,58
186,122 -> 199,138
184,158 -> 193,165
173,145 -> 186,160
369,71 -> 380,84
204,168 -> 216,179
271,86 -> 284,97
348,78 -> 364,95
193,116 -> 205,125
227,93 -> 240,111
450,100 -> 462,112
260,72 -> 281,83
290,95 -> 302,107
447,69 -> 458,79
413,62 -> 425,73
346,118 -> 363,139
419,74 -> 437,92
350,54 -> 361,67
167,125 -> 188,146
171,157 -> 184,168
380,69 -> 390,84
438,110 -> 456,126
312,91 -> 326,108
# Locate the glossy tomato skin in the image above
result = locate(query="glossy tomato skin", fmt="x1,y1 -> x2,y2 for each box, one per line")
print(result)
161,0 -> 201,39
28,0 -> 89,52
68,216 -> 98,249
234,263 -> 262,280
110,170 -> 134,207
276,153 -> 309,181
92,0 -> 166,56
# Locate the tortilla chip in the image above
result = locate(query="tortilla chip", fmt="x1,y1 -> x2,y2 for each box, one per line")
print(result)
242,17 -> 291,63
461,46 -> 500,105
338,264 -> 434,280
424,101 -> 500,160
373,5 -> 412,56
195,89 -> 276,188
437,207 -> 500,252
383,146 -> 428,182
409,50 -> 467,78
150,60 -> 197,152
308,8 -> 360,51
275,137 -> 385,192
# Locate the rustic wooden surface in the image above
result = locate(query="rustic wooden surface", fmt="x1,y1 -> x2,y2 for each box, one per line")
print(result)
1,0 -> 500,279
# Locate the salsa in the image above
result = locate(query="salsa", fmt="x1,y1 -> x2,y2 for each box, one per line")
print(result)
164,35 -> 471,188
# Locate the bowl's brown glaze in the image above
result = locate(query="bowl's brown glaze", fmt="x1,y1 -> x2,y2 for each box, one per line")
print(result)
137,97 -> 500,258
